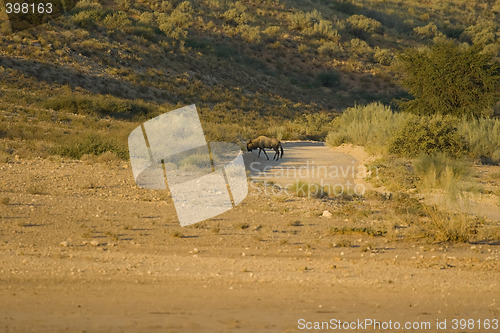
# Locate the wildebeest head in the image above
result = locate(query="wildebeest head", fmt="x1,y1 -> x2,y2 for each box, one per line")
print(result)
246,139 -> 253,152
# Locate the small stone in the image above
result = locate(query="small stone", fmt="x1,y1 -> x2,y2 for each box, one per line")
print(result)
60,241 -> 69,247
90,240 -> 99,246
322,210 -> 332,218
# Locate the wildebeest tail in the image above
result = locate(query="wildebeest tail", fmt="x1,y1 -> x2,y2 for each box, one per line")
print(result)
279,142 -> 284,158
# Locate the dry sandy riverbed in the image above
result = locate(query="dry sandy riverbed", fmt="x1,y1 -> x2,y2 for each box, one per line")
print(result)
0,143 -> 498,332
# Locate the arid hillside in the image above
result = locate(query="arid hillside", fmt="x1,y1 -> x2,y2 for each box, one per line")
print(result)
1,0 -> 499,158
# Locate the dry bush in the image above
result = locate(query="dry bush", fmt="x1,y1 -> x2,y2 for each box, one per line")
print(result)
326,102 -> 406,149
413,153 -> 471,197
421,205 -> 479,243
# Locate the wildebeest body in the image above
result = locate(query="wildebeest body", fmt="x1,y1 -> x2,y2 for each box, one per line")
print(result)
247,136 -> 284,160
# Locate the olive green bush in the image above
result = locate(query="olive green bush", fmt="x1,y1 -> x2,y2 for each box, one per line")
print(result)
346,14 -> 382,37
326,102 -> 406,148
53,134 -> 128,159
396,41 -> 500,118
157,1 -> 193,40
389,116 -> 468,158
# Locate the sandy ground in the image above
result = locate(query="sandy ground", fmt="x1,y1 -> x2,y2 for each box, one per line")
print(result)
0,144 -> 499,332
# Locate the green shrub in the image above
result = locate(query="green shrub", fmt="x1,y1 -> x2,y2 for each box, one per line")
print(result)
374,47 -> 393,65
318,41 -> 343,57
460,20 -> 497,46
288,11 -> 309,31
413,22 -> 439,39
116,0 -> 131,10
305,9 -> 322,25
298,43 -> 309,53
350,38 -> 373,59
72,9 -> 105,29
43,94 -> 153,119
239,24 -> 261,43
1,15 -> 11,34
314,20 -> 335,37
138,12 -> 155,25
102,11 -> 132,31
389,116 -> 468,158
288,9 -> 322,32
326,102 -> 407,148
157,1 -> 193,40
347,14 -> 382,35
396,41 -> 500,118
53,134 -> 128,160
307,20 -> 340,40
263,25 -> 280,37
292,112 -> 334,140
222,2 -> 249,26
80,38 -> 109,52
327,105 -> 500,164
419,13 -> 430,22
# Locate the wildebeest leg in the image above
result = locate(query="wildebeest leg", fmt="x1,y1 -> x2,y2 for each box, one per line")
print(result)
262,149 -> 269,160
258,148 -> 261,157
273,148 -> 279,160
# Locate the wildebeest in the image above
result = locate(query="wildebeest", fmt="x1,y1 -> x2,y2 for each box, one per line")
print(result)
247,136 -> 284,160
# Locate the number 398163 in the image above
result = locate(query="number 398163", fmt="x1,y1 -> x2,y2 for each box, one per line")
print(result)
5,2 -> 53,14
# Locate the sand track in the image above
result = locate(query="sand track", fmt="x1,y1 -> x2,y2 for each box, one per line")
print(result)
244,141 -> 359,189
